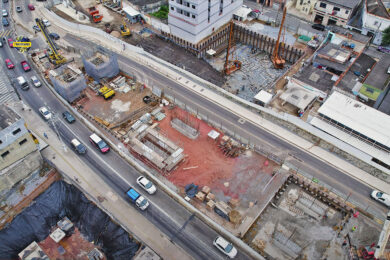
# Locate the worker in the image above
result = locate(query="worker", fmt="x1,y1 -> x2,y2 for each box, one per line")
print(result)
342,240 -> 347,247
351,226 -> 357,232
43,132 -> 48,139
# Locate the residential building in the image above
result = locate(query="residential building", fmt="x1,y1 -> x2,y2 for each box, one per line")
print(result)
168,0 -> 242,43
312,0 -> 362,27
295,0 -> 318,15
361,0 -> 390,45
0,105 -> 42,194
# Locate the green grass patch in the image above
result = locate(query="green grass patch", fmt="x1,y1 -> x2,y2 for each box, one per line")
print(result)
151,5 -> 169,19
360,84 -> 382,101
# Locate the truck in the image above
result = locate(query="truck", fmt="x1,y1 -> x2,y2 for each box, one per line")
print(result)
126,188 -> 149,210
87,6 -> 103,23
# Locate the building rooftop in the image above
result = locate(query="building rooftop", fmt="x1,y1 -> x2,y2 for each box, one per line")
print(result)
317,43 -> 352,64
328,26 -> 371,44
366,0 -> 390,18
364,52 -> 390,90
294,65 -> 337,93
0,105 -> 20,131
337,52 -> 377,90
316,91 -> 390,148
323,0 -> 362,9
279,85 -> 318,111
129,0 -> 163,5
18,241 -> 49,260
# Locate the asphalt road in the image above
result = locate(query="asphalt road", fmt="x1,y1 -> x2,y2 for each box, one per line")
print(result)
1,9 -> 251,260
62,34 -> 389,220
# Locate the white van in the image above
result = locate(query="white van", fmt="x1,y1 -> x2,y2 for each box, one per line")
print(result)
17,76 -> 29,90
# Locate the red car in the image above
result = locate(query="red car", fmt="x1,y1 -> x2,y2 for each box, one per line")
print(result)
28,4 -> 35,10
5,59 -> 14,69
21,61 -> 31,72
7,38 -> 13,47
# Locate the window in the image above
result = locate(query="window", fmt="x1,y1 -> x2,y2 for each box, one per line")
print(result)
12,128 -> 21,135
0,139 -> 2,144
319,2 -> 326,8
192,14 -> 195,18
192,4 -> 195,9
300,0 -> 303,5
345,10 -> 349,14
333,6 -> 340,11
186,2 -> 190,7
171,6 -> 174,10
19,139 -> 27,145
186,12 -> 190,17
1,151 -> 9,159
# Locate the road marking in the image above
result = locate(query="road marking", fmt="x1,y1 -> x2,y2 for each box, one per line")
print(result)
0,30 -> 12,38
238,118 -> 246,124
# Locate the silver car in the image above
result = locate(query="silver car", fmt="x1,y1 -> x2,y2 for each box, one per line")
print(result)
39,106 -> 52,120
2,9 -> 7,17
31,76 -> 42,87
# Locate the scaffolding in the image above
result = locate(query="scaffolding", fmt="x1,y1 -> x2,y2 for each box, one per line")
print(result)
82,47 -> 119,82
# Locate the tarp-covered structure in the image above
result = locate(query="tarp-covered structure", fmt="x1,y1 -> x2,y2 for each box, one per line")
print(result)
82,47 -> 119,82
0,181 -> 140,259
49,67 -> 87,103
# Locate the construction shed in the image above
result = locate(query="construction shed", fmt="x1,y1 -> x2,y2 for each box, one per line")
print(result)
49,65 -> 87,103
123,4 -> 142,23
82,49 -> 119,82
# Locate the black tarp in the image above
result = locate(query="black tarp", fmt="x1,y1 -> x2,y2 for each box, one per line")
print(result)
0,181 -> 140,260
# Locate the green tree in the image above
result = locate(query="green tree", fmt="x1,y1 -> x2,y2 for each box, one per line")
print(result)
382,26 -> 390,46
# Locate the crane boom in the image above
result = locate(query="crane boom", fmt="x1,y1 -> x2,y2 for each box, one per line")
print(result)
35,18 -> 66,65
271,7 -> 286,69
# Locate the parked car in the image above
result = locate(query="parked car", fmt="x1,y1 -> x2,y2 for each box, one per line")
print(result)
89,133 -> 110,153
2,0 -> 8,3
2,17 -> 9,26
28,4 -> 35,10
71,138 -> 87,154
62,111 -> 75,123
0,41 -> 3,48
31,76 -> 42,87
7,37 -> 13,47
21,60 -> 31,72
32,25 -> 41,32
39,106 -> 52,120
16,6 -> 22,13
136,176 -> 157,194
377,46 -> 390,54
371,190 -> 390,207
213,236 -> 238,258
42,19 -> 51,27
312,23 -> 325,31
49,32 -> 60,40
2,9 -> 8,17
5,58 -> 14,69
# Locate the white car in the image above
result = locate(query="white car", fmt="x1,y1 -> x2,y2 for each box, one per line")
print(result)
213,236 -> 237,258
2,9 -> 8,17
31,76 -> 42,87
371,190 -> 390,207
136,176 -> 157,194
42,19 -> 51,27
39,106 -> 52,120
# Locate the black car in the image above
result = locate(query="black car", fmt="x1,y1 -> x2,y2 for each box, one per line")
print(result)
62,111 -> 75,123
49,33 -> 60,40
2,17 -> 8,27
312,23 -> 325,31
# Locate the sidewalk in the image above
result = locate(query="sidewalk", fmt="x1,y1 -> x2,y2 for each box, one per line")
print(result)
8,102 -> 192,260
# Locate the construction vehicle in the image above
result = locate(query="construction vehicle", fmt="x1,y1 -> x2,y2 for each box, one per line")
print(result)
120,19 -> 131,37
87,6 -> 103,23
35,18 -> 67,65
98,86 -> 115,100
224,20 -> 241,75
271,6 -> 286,69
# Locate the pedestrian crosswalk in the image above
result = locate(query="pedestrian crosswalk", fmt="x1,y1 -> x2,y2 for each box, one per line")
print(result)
0,30 -> 12,38
0,65 -> 18,105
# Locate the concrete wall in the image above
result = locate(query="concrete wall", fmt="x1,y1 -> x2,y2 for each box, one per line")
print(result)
0,150 -> 42,195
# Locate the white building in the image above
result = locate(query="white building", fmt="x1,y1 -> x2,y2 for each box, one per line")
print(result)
168,0 -> 242,43
361,0 -> 390,45
295,0 -> 318,15
310,91 -> 390,173
311,0 -> 361,27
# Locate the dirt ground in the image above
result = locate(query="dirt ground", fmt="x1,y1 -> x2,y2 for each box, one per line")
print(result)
244,185 -> 382,260
156,107 -> 278,202
76,85 -> 152,125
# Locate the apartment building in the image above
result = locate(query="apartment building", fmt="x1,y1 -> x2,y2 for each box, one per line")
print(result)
168,0 -> 242,43
361,0 -> 390,45
295,0 -> 318,15
311,0 -> 362,27
0,105 -> 42,194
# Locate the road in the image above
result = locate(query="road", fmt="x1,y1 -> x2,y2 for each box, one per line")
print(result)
1,3 -> 251,260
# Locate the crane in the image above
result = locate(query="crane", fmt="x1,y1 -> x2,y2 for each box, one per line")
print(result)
224,20 -> 241,75
271,6 -> 286,69
35,18 -> 66,65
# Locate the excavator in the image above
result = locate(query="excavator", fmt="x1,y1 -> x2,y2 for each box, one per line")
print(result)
271,6 -> 287,69
120,19 -> 131,37
35,18 -> 66,65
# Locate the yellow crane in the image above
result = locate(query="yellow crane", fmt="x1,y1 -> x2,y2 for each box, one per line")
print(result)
35,18 -> 66,65
120,19 -> 131,37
